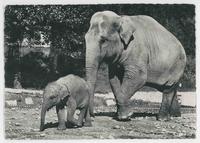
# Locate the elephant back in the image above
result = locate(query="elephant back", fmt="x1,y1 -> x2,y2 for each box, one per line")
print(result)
56,74 -> 88,97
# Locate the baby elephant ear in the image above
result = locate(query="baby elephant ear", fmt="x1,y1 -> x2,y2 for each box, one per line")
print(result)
119,17 -> 135,49
59,85 -> 70,101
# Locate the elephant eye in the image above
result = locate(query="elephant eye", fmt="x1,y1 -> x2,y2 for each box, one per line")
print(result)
100,36 -> 108,44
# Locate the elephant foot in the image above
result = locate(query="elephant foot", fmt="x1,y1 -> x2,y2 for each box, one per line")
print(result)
170,98 -> 181,117
76,122 -> 83,127
40,125 -> 45,131
66,120 -> 81,128
117,102 -> 133,121
89,105 -> 95,117
57,123 -> 66,130
170,110 -> 181,117
57,125 -> 66,130
84,121 -> 92,127
157,113 -> 170,121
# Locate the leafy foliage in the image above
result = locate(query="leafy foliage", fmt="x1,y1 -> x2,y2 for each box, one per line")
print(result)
4,4 -> 195,90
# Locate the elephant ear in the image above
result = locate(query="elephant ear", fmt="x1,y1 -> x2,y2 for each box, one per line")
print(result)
58,85 -> 70,101
118,17 -> 135,49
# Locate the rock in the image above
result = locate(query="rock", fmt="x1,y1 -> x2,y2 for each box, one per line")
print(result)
186,132 -> 195,138
10,117 -> 16,120
137,117 -> 143,120
95,93 -> 106,98
171,125 -> 175,129
32,113 -> 36,115
15,123 -> 21,126
168,132 -> 176,136
126,128 -> 133,131
184,124 -> 190,128
108,135 -> 114,139
25,97 -> 33,105
40,133 -> 46,137
129,131 -> 134,134
6,100 -> 17,106
105,99 -> 116,106
108,117 -> 112,120
182,130 -> 186,133
99,135 -> 104,139
113,125 -> 120,129
31,128 -> 39,132
10,107 -> 16,110
178,133 -> 184,137
121,126 -> 125,130
182,123 -> 187,126
161,128 -> 167,132
33,111 -> 39,115
107,92 -> 115,99
189,126 -> 196,130
183,116 -> 188,119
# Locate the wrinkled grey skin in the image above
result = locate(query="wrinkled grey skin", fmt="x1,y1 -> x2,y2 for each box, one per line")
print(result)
40,74 -> 92,131
85,11 -> 186,120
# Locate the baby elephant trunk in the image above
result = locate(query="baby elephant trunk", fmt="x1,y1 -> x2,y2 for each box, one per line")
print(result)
40,102 -> 50,131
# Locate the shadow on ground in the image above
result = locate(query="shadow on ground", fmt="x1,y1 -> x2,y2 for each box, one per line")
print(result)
43,122 -> 83,131
43,122 -> 58,130
95,112 -> 157,121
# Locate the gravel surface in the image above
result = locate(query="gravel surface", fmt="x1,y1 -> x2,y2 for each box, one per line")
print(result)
5,106 -> 196,139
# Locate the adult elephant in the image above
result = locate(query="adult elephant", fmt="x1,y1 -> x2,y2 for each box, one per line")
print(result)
85,11 -> 186,121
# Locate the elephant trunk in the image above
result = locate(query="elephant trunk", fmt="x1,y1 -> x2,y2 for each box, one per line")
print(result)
85,39 -> 100,116
85,63 -> 98,116
40,100 -> 52,131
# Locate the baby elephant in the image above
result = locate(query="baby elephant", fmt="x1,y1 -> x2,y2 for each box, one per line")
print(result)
40,74 -> 92,131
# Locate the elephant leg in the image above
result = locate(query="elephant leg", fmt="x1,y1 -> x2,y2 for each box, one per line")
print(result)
89,94 -> 94,117
118,77 -> 146,120
67,98 -> 78,127
109,65 -> 124,116
109,75 -> 128,118
170,91 -> 181,117
56,104 -> 66,130
157,90 -> 176,121
84,107 -> 92,127
77,108 -> 87,127
109,74 -> 122,103
109,65 -> 147,120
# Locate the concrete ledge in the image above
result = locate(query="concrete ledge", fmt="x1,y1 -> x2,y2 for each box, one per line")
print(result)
4,88 -> 196,107
95,92 -> 196,107
5,88 -> 43,97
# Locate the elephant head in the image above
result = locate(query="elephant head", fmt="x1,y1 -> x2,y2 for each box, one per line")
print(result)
40,82 -> 70,131
85,11 -> 135,114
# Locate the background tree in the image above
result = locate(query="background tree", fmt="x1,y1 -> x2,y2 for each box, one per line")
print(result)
4,4 -> 195,91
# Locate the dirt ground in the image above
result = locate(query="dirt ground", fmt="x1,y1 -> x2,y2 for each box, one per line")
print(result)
5,105 -> 196,139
